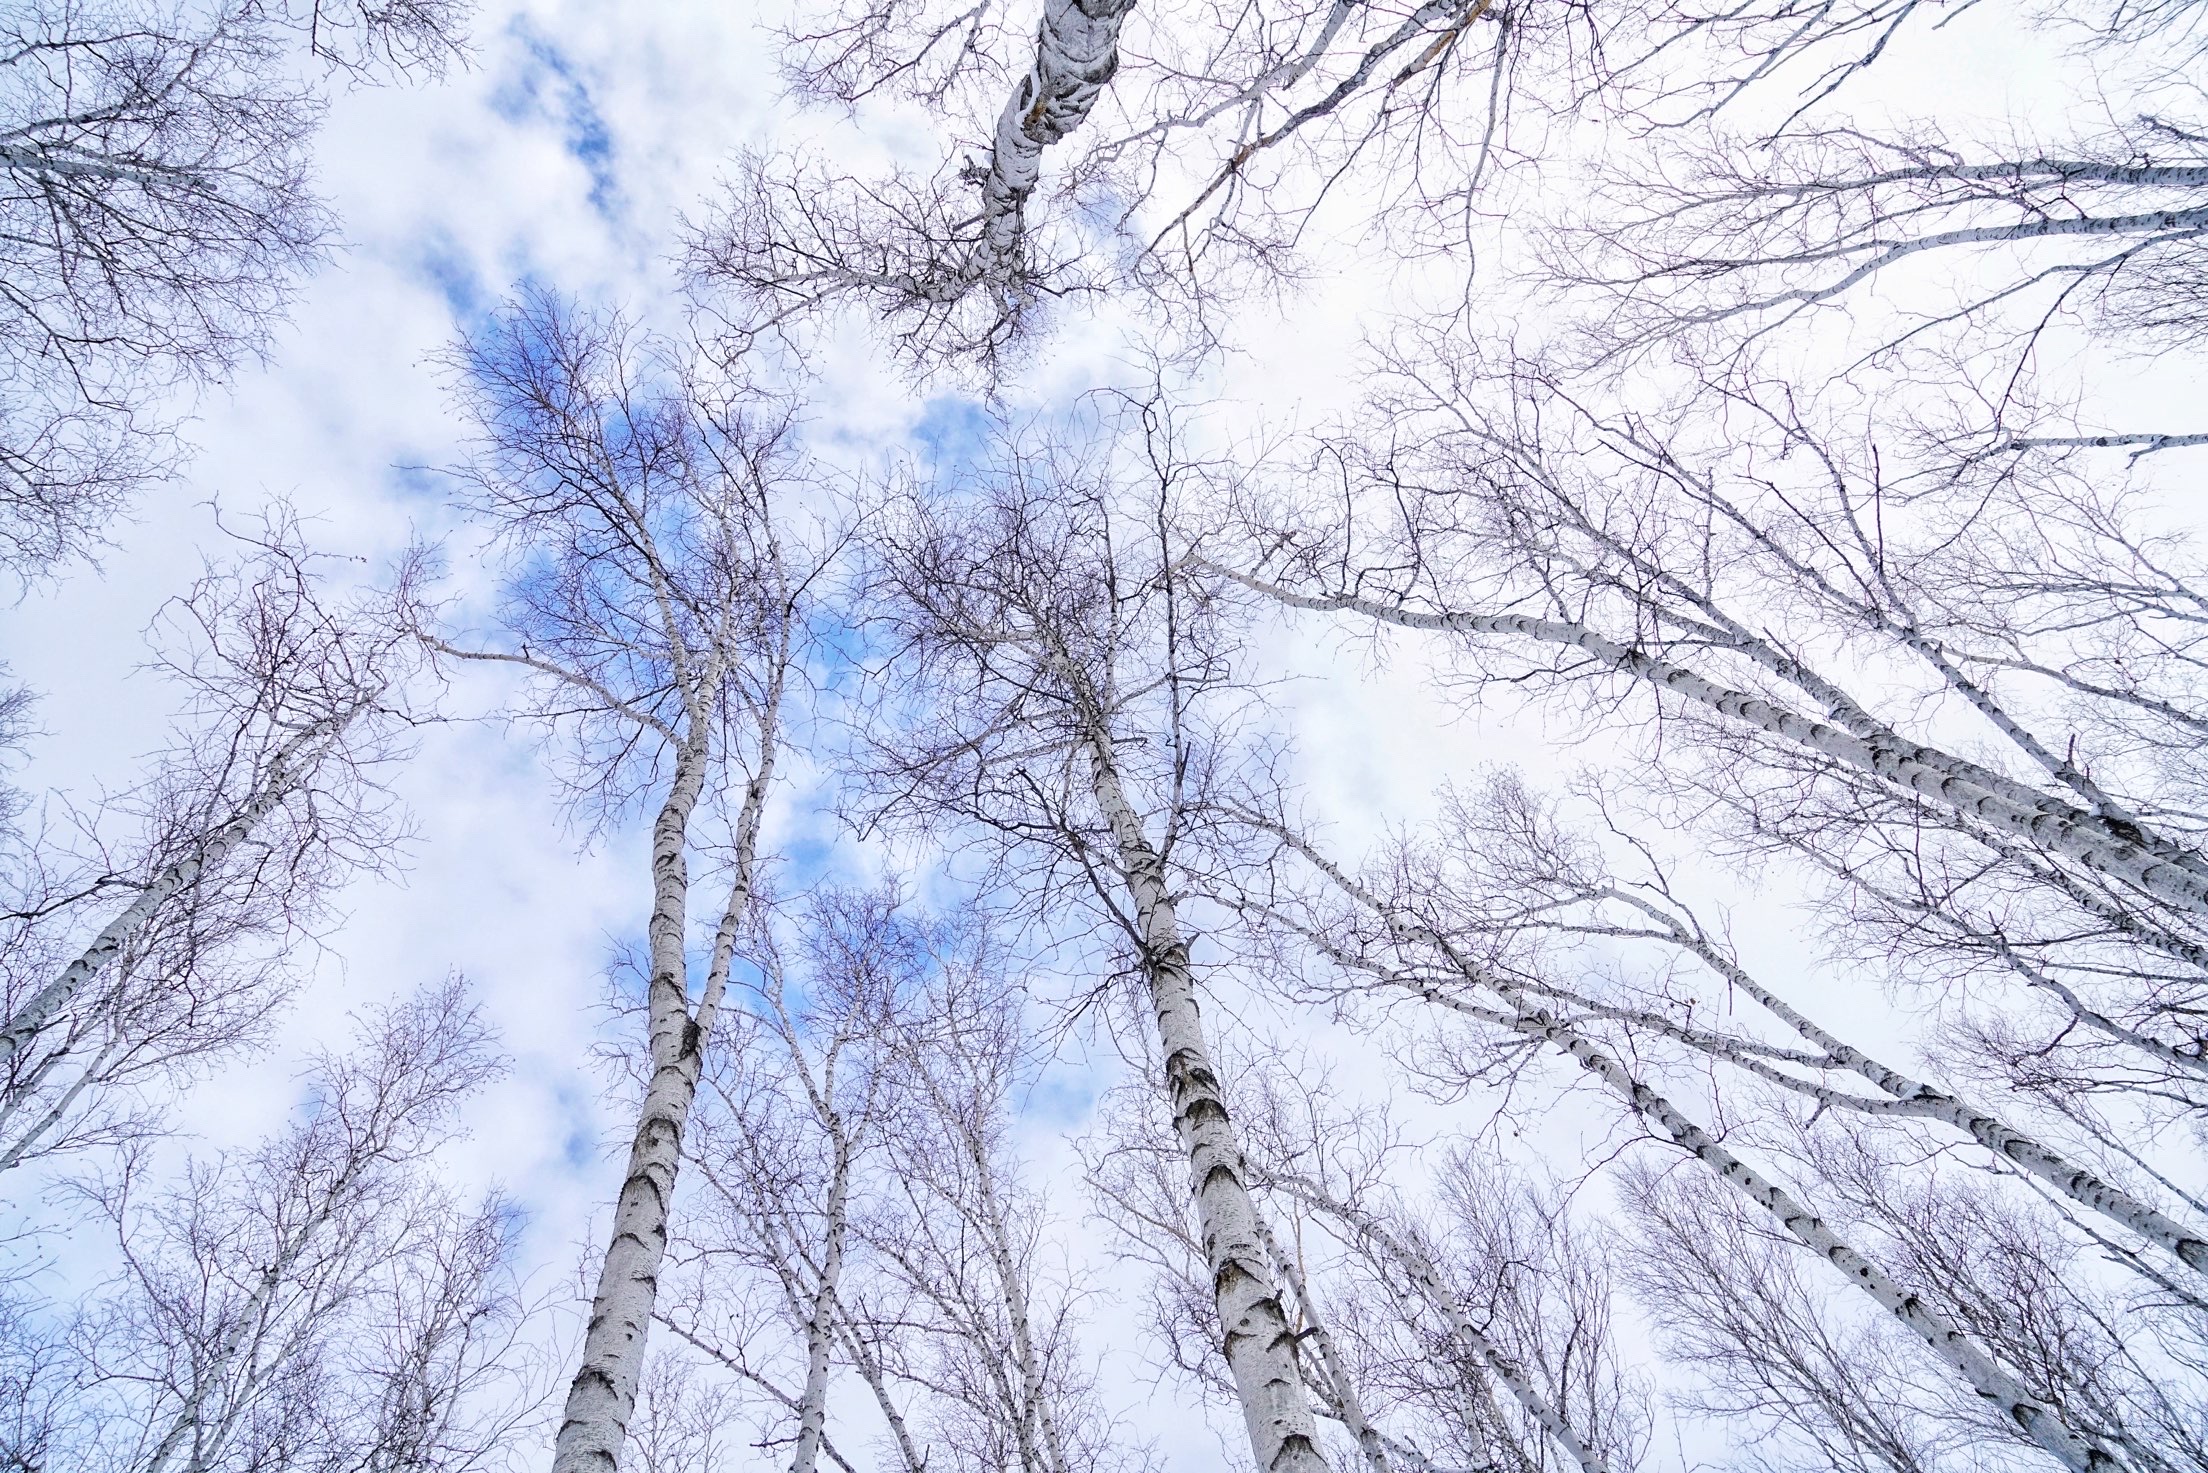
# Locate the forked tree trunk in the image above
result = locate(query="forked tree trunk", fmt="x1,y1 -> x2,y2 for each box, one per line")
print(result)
552,730 -> 779,1473
1082,731 -> 1329,1473
1255,1213 -> 1392,1473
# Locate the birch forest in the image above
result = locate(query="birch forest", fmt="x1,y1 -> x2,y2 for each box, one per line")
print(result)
5,0 -> 2207,1469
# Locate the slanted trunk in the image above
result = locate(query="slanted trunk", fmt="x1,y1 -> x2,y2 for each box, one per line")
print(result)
1256,1214 -> 1392,1473
1215,567 -> 2208,917
0,711 -> 356,1072
1082,732 -> 1328,1473
1271,827 -> 2127,1473
1445,978 -> 2124,1473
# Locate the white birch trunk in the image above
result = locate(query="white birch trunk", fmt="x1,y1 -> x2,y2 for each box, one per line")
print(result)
973,0 -> 1134,279
971,1152 -> 1073,1473
1673,929 -> 2208,1279
1514,897 -> 2208,1283
1210,565 -> 2208,916
551,726 -> 779,1473
789,1137 -> 850,1473
1082,732 -> 1329,1473
0,711 -> 355,1072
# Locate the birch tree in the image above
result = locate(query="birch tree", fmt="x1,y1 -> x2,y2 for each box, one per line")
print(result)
0,0 -> 473,571
849,412 -> 1330,1473
0,523 -> 413,1181
1230,804 -> 2148,1471
866,901 -> 1132,1473
418,288 -> 813,1473
0,976 -> 539,1473
1208,348 -> 2208,1131
699,0 -> 2123,374
1622,1130 -> 2208,1473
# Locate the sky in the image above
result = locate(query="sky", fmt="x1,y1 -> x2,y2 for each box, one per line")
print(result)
0,3 -> 1420,1458
6,0 -> 2200,1465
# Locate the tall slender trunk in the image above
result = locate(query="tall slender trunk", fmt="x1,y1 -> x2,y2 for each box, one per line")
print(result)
1511,891 -> 2208,1282
1,711 -> 355,1072
963,1139 -> 1070,1473
1665,922 -> 2208,1279
551,721 -> 779,1473
1081,732 -> 1328,1473
1211,566 -> 2208,916
789,1138 -> 851,1473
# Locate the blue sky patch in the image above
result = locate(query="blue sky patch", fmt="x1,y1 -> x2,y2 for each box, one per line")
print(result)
493,18 -> 623,223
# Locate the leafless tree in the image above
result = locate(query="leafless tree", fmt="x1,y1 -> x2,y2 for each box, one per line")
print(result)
864,900 -> 1134,1473
0,520 -> 414,1182
848,404 -> 1332,1473
696,0 -> 2151,376
1621,1119 -> 2208,1473
1206,347 -> 2208,1141
0,976 -> 540,1473
0,0 -> 472,571
1356,769 -> 2208,1289
663,887 -> 1135,1473
690,0 -> 1599,371
415,288 -> 815,1473
1216,759 -> 2208,1464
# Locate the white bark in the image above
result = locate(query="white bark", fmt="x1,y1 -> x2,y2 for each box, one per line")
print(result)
1082,730 -> 1328,1473
1489,870 -> 2208,1284
973,0 -> 1135,281
1210,563 -> 2208,917
1652,918 -> 2208,1280
964,1127 -> 1074,1473
552,719 -> 780,1473
0,709 -> 358,1073
0,143 -> 211,191
789,1136 -> 851,1473
1278,1185 -> 1614,1473
1490,999 -> 2121,1473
